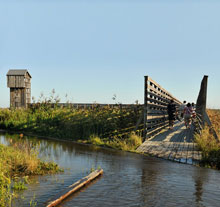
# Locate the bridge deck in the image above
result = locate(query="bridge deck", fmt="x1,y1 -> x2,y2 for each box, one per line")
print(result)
137,121 -> 202,165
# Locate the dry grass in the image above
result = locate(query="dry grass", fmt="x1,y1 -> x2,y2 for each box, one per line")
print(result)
84,132 -> 142,152
195,109 -> 220,169
207,109 -> 220,138
0,138 -> 62,207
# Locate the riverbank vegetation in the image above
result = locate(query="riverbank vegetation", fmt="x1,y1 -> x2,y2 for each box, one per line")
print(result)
0,98 -> 143,205
0,136 -> 62,207
85,132 -> 142,151
195,109 -> 220,169
0,96 -> 143,151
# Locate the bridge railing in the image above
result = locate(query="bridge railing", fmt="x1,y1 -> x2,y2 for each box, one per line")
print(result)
144,76 -> 182,139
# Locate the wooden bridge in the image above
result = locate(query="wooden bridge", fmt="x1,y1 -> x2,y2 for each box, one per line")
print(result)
136,75 -> 211,165
137,121 -> 202,165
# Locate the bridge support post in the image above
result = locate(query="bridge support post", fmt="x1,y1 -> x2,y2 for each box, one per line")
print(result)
143,76 -> 148,140
196,75 -> 208,126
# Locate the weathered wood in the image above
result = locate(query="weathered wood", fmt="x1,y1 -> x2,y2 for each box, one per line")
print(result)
137,122 -> 202,165
147,109 -> 166,115
144,76 -> 148,138
147,103 -> 167,110
7,69 -> 32,108
147,91 -> 170,104
147,77 -> 182,104
196,75 -> 208,125
147,87 -> 172,103
147,114 -> 168,120
147,97 -> 167,106
46,169 -> 103,207
144,76 -> 181,141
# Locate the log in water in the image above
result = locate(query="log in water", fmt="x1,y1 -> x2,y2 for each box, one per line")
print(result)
46,169 -> 103,207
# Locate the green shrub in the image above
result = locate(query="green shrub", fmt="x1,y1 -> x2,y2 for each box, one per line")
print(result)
0,140 -> 62,206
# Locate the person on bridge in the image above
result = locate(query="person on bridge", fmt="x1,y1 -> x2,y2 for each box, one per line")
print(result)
179,100 -> 187,119
191,102 -> 196,118
183,103 -> 193,129
167,99 -> 177,130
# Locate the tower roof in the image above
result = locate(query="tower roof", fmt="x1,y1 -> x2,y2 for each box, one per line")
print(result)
7,69 -> 31,78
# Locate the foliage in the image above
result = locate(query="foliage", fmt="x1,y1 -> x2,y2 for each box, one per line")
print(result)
85,132 -> 142,152
0,138 -> 62,207
107,132 -> 142,151
0,91 -> 143,144
195,109 -> 220,169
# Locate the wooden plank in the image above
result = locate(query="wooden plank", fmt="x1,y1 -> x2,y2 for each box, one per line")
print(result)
147,91 -> 170,104
168,141 -> 181,161
148,77 -> 177,101
147,103 -> 167,110
46,169 -> 103,207
147,97 -> 167,106
147,86 -> 171,102
144,76 -> 148,139
147,114 -> 168,119
156,141 -> 172,158
21,76 -> 25,87
7,76 -> 9,87
147,109 -> 166,115
147,117 -> 167,124
9,76 -> 15,87
146,124 -> 169,138
15,76 -> 18,87
147,78 -> 182,105
147,120 -> 168,129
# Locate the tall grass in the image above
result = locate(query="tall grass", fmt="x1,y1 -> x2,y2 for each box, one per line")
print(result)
0,100 -> 143,144
207,109 -> 220,138
195,109 -> 220,169
0,137 -> 62,207
87,132 -> 142,151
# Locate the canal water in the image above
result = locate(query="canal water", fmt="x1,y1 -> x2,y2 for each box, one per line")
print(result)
1,132 -> 220,207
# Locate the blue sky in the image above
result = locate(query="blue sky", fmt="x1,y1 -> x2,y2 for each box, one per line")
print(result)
0,0 -> 220,108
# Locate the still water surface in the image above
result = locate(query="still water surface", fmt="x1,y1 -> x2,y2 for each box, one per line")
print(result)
0,132 -> 220,207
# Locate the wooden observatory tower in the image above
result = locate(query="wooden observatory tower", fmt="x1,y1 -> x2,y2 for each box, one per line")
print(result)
7,69 -> 32,108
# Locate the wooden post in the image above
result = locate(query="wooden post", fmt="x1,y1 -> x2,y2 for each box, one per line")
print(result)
143,76 -> 148,140
196,75 -> 208,126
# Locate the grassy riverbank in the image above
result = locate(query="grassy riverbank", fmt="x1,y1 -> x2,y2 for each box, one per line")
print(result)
0,136 -> 62,207
195,109 -> 220,169
84,132 -> 142,151
0,104 -> 143,205
0,104 -> 143,151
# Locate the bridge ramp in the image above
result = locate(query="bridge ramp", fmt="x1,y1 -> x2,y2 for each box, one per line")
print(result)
137,121 -> 202,165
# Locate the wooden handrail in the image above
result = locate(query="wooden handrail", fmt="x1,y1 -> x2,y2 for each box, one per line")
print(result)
144,76 -> 182,139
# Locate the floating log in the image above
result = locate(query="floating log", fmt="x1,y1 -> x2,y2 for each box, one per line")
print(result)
46,169 -> 103,207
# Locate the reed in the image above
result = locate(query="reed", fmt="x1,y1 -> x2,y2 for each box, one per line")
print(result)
195,109 -> 220,169
0,138 -> 62,207
0,100 -> 142,143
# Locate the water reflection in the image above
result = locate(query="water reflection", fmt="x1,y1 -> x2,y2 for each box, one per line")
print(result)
0,132 -> 220,207
193,168 -> 208,206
